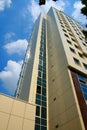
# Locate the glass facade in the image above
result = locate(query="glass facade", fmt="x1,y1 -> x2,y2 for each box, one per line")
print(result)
35,18 -> 47,130
78,74 -> 87,101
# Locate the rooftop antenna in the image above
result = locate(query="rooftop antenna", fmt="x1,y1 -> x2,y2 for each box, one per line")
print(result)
39,0 -> 46,5
39,0 -> 58,5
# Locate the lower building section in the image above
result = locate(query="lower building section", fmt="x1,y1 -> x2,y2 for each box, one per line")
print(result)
0,94 -> 36,130
0,68 -> 87,130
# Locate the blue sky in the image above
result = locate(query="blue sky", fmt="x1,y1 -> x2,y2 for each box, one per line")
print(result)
0,0 -> 86,97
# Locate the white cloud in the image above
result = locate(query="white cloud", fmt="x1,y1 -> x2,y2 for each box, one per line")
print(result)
72,1 -> 87,25
0,0 -> 12,11
28,0 -> 65,21
4,32 -> 15,42
0,60 -> 23,95
4,32 -> 15,40
4,39 -> 28,55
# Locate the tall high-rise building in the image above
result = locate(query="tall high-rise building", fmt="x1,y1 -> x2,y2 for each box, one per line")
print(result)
0,7 -> 87,130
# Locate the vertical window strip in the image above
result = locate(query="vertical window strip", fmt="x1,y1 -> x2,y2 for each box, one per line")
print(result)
35,19 -> 47,130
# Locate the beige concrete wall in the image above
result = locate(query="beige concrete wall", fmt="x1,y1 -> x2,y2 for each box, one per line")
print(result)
0,94 -> 35,130
47,8 -> 85,130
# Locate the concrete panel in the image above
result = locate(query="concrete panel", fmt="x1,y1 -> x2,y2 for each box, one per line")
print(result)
7,115 -> 23,130
0,95 -> 13,113
11,100 -> 25,117
0,112 -> 9,130
24,104 -> 35,120
23,119 -> 35,130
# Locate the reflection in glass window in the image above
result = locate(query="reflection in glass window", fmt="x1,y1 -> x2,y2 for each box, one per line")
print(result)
41,119 -> 47,126
67,39 -> 72,45
36,106 -> 40,116
70,47 -> 75,53
36,99 -> 41,105
78,74 -> 86,82
77,74 -> 87,101
35,117 -> 40,124
74,58 -> 80,65
35,125 -> 40,130
36,94 -> 41,100
41,107 -> 46,119
83,63 -> 87,70
42,88 -> 46,96
37,85 -> 41,94
41,126 -> 47,130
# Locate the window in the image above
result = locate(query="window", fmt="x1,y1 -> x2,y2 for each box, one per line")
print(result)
41,119 -> 47,126
39,60 -> 42,65
83,93 -> 87,100
35,117 -> 40,124
36,106 -> 40,116
76,32 -> 79,36
42,79 -> 46,84
78,74 -> 86,81
69,33 -> 73,37
42,96 -> 46,101
70,47 -> 75,53
43,73 -> 46,79
37,85 -> 41,94
40,51 -> 43,56
42,101 -> 46,107
38,71 -> 42,77
61,25 -> 65,28
83,43 -> 87,47
78,53 -> 83,58
37,80 -> 41,86
71,38 -> 76,42
67,28 -> 71,32
37,77 -> 42,82
36,99 -> 41,105
41,126 -> 47,130
35,125 -> 40,130
80,83 -> 87,100
80,83 -> 87,90
67,40 -> 72,45
41,107 -> 46,118
74,58 -> 80,65
60,21 -> 63,24
36,94 -> 41,100
62,29 -> 67,32
83,63 -> 87,70
74,44 -> 79,49
42,88 -> 46,96
77,73 -> 87,101
79,37 -> 82,40
43,62 -> 46,67
64,33 -> 69,38
42,82 -> 46,88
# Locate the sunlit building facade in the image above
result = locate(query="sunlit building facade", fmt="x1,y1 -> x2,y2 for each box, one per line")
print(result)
0,7 -> 87,130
